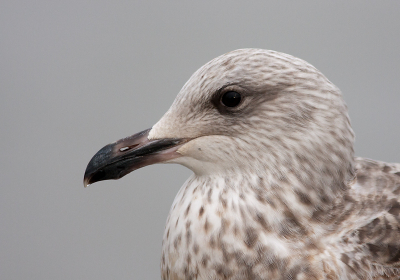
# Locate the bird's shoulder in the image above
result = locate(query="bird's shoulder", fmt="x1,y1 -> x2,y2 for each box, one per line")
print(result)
336,157 -> 400,279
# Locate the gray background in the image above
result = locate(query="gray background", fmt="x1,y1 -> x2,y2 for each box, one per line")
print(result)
1,1 -> 399,279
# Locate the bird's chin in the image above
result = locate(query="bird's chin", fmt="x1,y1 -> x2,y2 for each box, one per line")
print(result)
165,156 -> 216,176
170,136 -> 237,176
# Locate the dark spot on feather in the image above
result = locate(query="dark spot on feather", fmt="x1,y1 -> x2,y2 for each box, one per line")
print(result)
357,174 -> 368,185
204,218 -> 210,233
388,200 -> 400,216
358,229 -> 367,242
256,193 -> 265,203
201,254 -> 209,267
255,212 -> 271,231
388,245 -> 400,263
186,229 -> 192,246
319,193 -> 331,204
244,227 -> 258,248
394,184 -> 400,195
352,261 -> 360,271
371,217 -> 380,227
233,224 -> 239,236
281,210 -> 306,237
220,218 -> 230,235
214,264 -> 233,278
219,194 -> 227,209
174,234 -> 182,249
209,236 -> 215,248
193,243 -> 199,255
361,258 -> 369,269
383,165 -> 392,172
294,190 -> 312,205
341,254 -> 350,265
185,203 -> 191,217
367,243 -> 381,256
199,206 -> 204,217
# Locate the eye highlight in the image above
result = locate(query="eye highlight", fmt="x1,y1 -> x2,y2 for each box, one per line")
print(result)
221,91 -> 241,107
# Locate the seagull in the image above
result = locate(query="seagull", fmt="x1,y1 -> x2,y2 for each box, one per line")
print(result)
84,49 -> 400,280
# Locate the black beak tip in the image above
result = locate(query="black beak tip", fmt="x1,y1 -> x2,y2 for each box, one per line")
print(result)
83,169 -> 106,187
83,143 -> 115,187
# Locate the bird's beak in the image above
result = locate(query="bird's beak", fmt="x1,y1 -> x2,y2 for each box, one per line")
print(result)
83,128 -> 188,187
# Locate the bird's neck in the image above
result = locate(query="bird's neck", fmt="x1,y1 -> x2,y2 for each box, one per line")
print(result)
177,168 -> 354,240
162,170 -> 355,279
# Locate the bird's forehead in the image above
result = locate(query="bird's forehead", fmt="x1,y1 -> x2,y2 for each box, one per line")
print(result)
184,49 -> 276,90
175,49 -> 317,104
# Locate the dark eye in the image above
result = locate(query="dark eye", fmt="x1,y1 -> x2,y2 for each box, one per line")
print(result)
221,91 -> 241,107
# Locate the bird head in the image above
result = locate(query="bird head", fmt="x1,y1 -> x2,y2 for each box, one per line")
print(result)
84,49 -> 355,193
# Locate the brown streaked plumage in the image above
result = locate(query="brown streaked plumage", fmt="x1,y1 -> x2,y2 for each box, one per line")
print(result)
84,49 -> 400,279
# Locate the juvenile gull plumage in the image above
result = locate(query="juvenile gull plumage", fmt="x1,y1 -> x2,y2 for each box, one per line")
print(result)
84,49 -> 400,279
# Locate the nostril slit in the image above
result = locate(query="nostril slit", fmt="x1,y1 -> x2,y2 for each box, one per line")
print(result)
119,143 -> 139,152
